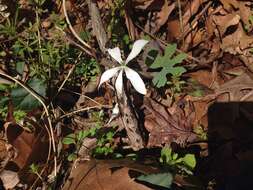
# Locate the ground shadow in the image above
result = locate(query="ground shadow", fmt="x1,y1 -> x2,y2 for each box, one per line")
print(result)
202,102 -> 253,190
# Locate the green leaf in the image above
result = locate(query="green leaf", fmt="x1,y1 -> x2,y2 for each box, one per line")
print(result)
0,97 -> 9,108
169,66 -> 186,76
62,134 -> 76,145
172,153 -> 178,160
77,130 -> 89,141
160,146 -> 172,163
13,110 -> 26,123
67,153 -> 77,161
164,44 -> 177,60
0,84 -> 9,91
152,68 -> 169,88
182,154 -> 196,169
80,31 -> 91,42
137,172 -> 173,189
106,131 -> 114,140
11,77 -> 46,111
29,163 -> 39,173
89,126 -> 99,136
171,53 -> 187,66
150,44 -> 187,88
150,44 -> 177,69
16,61 -> 25,75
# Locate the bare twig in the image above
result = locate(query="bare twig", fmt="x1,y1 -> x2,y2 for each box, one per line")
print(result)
62,0 -> 93,55
178,1 -> 212,41
61,88 -> 105,106
58,52 -> 82,93
58,105 -> 111,120
117,86 -> 144,151
87,0 -> 108,53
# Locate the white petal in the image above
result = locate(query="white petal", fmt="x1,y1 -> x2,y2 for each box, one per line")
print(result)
112,103 -> 119,115
115,70 -> 123,95
98,67 -> 120,87
108,47 -> 123,64
125,39 -> 149,64
125,67 -> 147,95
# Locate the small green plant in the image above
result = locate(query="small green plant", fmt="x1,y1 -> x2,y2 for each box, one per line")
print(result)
62,129 -> 92,161
92,127 -> 117,156
0,84 -> 30,122
62,110 -> 118,161
150,44 -> 187,91
29,163 -> 43,180
160,146 -> 196,175
75,58 -> 99,82
193,125 -> 207,140
0,5 -> 17,36
0,98 -> 27,122
62,125 -> 117,161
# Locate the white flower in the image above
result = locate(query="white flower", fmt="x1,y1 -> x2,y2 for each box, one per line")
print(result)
99,39 -> 148,95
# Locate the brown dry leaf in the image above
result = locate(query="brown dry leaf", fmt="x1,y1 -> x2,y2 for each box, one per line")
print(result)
182,0 -> 208,28
184,70 -> 216,127
216,72 -> 253,101
221,25 -> 246,52
167,19 -> 182,40
152,1 -> 175,33
62,159 -> 158,190
132,0 -> 157,10
0,170 -> 20,189
187,70 -> 214,88
220,24 -> 253,72
223,66 -> 246,77
182,27 -> 206,50
219,0 -> 239,11
0,139 -> 8,161
167,0 -> 209,40
185,73 -> 253,126
4,122 -> 48,171
238,1 -> 253,31
220,0 -> 252,31
212,13 -> 240,36
143,97 -> 196,147
5,123 -> 36,169
144,1 -> 175,34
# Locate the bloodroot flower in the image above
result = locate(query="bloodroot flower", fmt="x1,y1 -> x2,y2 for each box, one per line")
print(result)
99,39 -> 148,95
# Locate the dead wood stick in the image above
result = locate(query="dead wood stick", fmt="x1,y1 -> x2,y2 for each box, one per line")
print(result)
117,88 -> 144,151
87,0 -> 108,53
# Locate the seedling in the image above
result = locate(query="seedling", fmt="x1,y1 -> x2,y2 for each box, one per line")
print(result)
30,163 -> 43,181
160,146 -> 196,175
